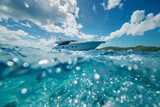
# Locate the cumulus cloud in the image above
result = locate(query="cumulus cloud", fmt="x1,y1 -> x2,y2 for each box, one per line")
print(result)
0,0 -> 95,39
130,10 -> 145,24
0,0 -> 79,26
39,36 -> 57,47
101,0 -> 122,10
78,32 -> 96,40
42,22 -> 94,40
101,10 -> 160,41
0,25 -> 30,46
0,25 -> 57,49
0,25 -> 28,42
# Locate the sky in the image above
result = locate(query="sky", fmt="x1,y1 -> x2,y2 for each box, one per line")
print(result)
0,0 -> 160,48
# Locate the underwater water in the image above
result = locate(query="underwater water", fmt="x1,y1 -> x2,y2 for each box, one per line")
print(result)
0,44 -> 160,107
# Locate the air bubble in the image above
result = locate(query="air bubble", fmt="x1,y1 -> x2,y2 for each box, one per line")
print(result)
23,63 -> 29,67
7,61 -> 14,66
68,60 -> 72,64
42,71 -> 46,77
13,57 -> 18,62
76,66 -> 80,70
94,73 -> 100,80
128,66 -> 132,71
21,88 -> 27,94
73,80 -> 78,84
24,2 -> 29,8
82,73 -> 85,76
83,104 -> 87,107
48,69 -> 52,73
56,68 -> 61,73
75,99 -> 78,103
39,59 -> 49,65
156,91 -> 160,94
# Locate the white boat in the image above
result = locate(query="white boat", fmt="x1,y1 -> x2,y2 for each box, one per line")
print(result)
53,37 -> 105,51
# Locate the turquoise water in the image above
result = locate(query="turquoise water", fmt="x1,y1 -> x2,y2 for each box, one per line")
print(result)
0,44 -> 160,107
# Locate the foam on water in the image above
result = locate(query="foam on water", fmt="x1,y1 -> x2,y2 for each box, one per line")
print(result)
0,44 -> 160,106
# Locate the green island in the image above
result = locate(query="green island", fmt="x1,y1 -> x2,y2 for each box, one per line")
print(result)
97,45 -> 160,51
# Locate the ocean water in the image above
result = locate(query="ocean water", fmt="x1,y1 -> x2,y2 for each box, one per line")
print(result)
0,44 -> 160,107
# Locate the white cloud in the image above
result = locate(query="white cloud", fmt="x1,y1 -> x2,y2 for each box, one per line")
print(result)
75,7 -> 80,18
101,2 -> 107,10
0,25 -> 28,40
0,25 -> 28,45
101,10 -> 160,41
42,23 -> 94,40
28,35 -> 36,39
130,10 -> 145,24
20,22 -> 32,28
0,0 -> 79,26
101,0 -> 122,10
119,3 -> 123,9
0,25 -> 56,50
78,32 -> 96,40
39,36 -> 57,47
92,5 -> 96,13
14,24 -> 21,27
0,0 -> 95,40
6,24 -> 14,27
42,23 -> 82,37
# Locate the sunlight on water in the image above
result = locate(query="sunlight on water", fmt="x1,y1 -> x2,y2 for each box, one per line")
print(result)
0,44 -> 160,106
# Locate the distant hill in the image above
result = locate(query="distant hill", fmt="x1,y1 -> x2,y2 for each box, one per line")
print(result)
97,45 -> 160,51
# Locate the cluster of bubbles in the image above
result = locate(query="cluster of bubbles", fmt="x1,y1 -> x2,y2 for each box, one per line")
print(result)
0,45 -> 160,106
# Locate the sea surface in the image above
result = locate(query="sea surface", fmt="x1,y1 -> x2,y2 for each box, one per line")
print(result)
0,44 -> 160,107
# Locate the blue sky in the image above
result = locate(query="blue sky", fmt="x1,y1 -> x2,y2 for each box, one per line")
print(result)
0,0 -> 160,48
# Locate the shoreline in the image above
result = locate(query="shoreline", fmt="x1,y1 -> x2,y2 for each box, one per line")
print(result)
97,45 -> 160,51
